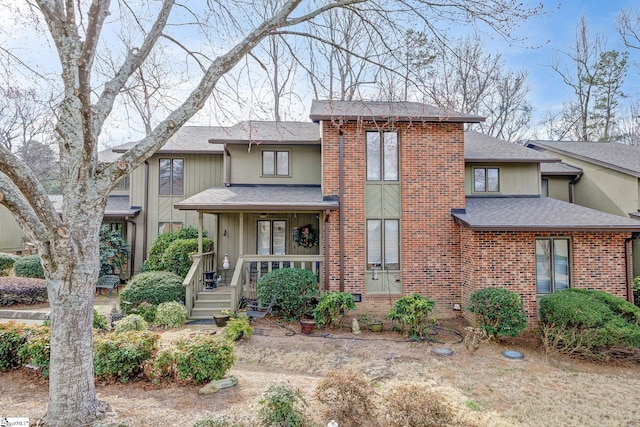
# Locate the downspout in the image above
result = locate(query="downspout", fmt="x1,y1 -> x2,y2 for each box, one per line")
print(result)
324,209 -> 330,291
142,161 -> 150,261
224,143 -> 231,187
625,232 -> 640,304
126,219 -> 136,276
338,121 -> 345,292
568,171 -> 583,203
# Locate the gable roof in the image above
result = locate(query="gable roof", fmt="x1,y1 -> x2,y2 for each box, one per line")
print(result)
452,197 -> 640,231
527,141 -> 640,178
309,100 -> 484,123
464,131 -> 559,163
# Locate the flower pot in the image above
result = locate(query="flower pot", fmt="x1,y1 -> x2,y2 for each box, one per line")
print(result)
368,321 -> 383,332
300,319 -> 316,335
213,314 -> 230,327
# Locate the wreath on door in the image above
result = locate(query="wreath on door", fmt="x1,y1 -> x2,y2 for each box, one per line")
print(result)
294,224 -> 318,248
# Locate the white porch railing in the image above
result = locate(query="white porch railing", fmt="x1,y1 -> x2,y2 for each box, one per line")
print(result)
183,251 -> 215,316
229,255 -> 324,313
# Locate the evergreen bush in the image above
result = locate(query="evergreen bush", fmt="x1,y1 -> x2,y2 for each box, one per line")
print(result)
387,293 -> 435,338
119,271 -> 185,321
0,322 -> 27,370
258,383 -> 312,427
143,226 -> 203,271
174,334 -> 235,384
468,287 -> 527,338
93,330 -> 159,383
99,225 -> 130,275
0,253 -> 19,276
155,301 -> 188,329
256,268 -> 319,320
93,309 -> 108,330
162,238 -> 213,277
539,289 -> 640,359
13,255 -> 44,279
17,325 -> 51,378
313,291 -> 355,328
113,314 -> 149,333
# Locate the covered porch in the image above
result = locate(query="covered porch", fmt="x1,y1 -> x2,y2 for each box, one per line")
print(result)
175,186 -> 339,318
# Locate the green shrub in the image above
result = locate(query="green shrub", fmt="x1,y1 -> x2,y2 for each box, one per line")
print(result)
119,271 -> 185,321
382,383 -> 454,427
13,255 -> 44,279
114,314 -> 149,333
256,268 -> 319,321
387,294 -> 435,338
17,325 -> 51,378
258,383 -> 312,427
155,301 -> 188,329
633,276 -> 640,309
0,322 -> 27,370
0,253 -> 19,276
93,309 -> 108,330
144,347 -> 179,383
175,334 -> 235,384
0,277 -> 48,306
93,330 -> 159,383
313,291 -> 355,329
162,238 -> 213,278
225,315 -> 253,341
468,287 -> 527,338
314,369 -> 376,427
143,226 -> 203,271
100,225 -> 130,275
539,289 -> 640,358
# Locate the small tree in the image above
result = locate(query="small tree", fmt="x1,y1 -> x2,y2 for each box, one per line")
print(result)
99,225 -> 129,275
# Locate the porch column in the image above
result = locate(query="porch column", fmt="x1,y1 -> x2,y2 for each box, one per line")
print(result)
198,211 -> 203,255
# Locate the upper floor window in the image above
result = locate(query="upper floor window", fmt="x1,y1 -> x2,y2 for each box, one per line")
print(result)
114,175 -> 130,190
536,237 -> 570,294
159,158 -> 184,195
367,131 -> 398,181
474,167 -> 499,193
262,151 -> 289,176
541,178 -> 549,197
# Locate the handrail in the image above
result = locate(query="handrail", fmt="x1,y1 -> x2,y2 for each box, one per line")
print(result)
183,251 -> 215,317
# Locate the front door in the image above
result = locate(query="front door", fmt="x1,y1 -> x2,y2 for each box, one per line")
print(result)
257,220 -> 286,255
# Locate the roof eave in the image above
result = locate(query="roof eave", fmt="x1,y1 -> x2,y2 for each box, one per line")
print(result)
465,158 -> 558,163
175,203 -> 339,211
310,114 -> 484,123
452,218 -> 640,232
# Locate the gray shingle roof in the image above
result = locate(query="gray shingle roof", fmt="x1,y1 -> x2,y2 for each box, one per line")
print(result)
175,186 -> 339,211
108,126 -> 226,156
220,121 -> 320,144
528,140 -> 640,178
452,197 -> 640,231
465,131 -> 559,163
49,195 -> 140,218
309,100 -> 484,123
540,162 -> 582,175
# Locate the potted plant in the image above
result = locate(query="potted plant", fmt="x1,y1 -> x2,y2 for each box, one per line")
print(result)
300,318 -> 316,334
359,314 -> 383,332
225,315 -> 254,341
213,309 -> 232,327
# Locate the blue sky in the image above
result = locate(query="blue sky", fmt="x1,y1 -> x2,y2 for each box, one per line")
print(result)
491,1 -> 639,126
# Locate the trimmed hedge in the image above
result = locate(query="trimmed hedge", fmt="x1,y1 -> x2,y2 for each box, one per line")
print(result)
162,238 -> 214,278
17,325 -> 51,378
13,255 -> 44,279
387,293 -> 436,338
468,287 -> 527,338
0,253 -> 19,276
94,330 -> 159,383
0,322 -> 27,370
155,301 -> 188,329
174,334 -> 235,384
256,268 -> 319,320
539,289 -> 640,353
143,226 -> 203,272
119,271 -> 185,322
0,277 -> 48,306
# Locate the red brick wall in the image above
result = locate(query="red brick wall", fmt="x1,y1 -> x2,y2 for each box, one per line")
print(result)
321,120 -> 466,312
459,228 -> 631,325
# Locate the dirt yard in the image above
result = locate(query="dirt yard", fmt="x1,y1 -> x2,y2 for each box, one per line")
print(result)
1,309 -> 640,426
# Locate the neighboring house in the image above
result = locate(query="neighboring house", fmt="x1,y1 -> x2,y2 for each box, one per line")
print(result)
527,140 -> 640,276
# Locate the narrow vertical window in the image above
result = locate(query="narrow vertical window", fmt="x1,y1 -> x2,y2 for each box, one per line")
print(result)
536,237 -> 571,294
257,220 -> 271,255
367,220 -> 382,269
384,219 -> 399,270
541,179 -> 549,197
383,132 -> 398,180
159,159 -> 184,195
366,132 -> 381,181
272,220 -> 286,255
